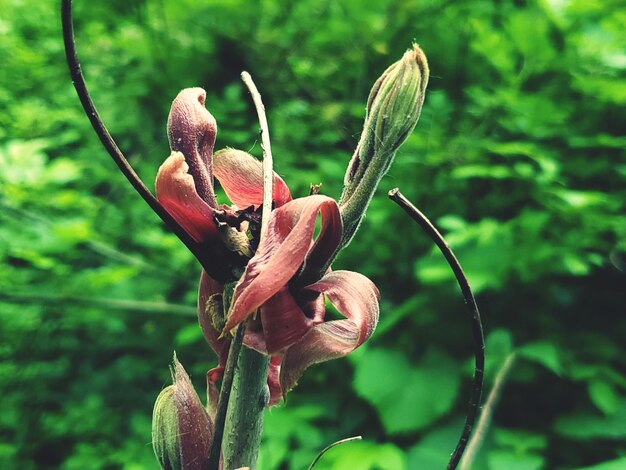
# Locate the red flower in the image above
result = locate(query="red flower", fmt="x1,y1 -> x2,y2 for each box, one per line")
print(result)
156,88 -> 379,404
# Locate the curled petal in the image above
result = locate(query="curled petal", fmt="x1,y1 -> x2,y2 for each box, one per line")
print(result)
280,270 -> 380,394
167,88 -> 218,207
156,152 -> 218,243
259,287 -> 320,355
214,148 -> 291,208
225,195 -> 341,331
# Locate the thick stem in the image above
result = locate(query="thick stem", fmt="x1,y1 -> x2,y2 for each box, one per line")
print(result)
222,347 -> 270,470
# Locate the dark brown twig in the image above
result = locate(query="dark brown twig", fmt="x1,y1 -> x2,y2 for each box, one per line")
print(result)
61,0 -> 240,284
388,188 -> 485,470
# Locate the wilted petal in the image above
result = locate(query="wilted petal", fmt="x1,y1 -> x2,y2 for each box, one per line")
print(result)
280,270 -> 380,393
167,88 -> 218,207
214,148 -> 291,208
259,287 -> 317,355
198,270 -> 229,376
267,356 -> 283,406
206,372 -> 220,422
156,152 -> 218,243
225,195 -> 341,331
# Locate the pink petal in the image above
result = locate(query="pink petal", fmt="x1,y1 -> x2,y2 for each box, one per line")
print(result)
213,148 -> 291,208
156,152 -> 218,243
267,356 -> 284,406
259,287 -> 319,355
225,195 -> 341,332
197,270 -> 229,371
167,88 -> 218,207
279,270 -> 380,394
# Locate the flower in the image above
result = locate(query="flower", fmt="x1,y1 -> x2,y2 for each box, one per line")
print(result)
156,88 -> 380,404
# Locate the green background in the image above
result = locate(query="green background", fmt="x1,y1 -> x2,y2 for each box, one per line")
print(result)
1,0 -> 625,468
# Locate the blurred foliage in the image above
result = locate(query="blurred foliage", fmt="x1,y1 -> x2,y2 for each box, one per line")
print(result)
1,0 -> 625,469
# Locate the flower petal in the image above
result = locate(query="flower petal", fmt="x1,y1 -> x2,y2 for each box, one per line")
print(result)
279,270 -> 380,394
267,356 -> 284,406
156,152 -> 219,243
198,270 -> 229,375
214,148 -> 291,208
167,88 -> 218,207
259,287 -> 320,355
225,195 -> 340,331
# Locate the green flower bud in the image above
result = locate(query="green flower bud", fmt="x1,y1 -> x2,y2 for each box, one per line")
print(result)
152,355 -> 213,470
339,44 -> 429,246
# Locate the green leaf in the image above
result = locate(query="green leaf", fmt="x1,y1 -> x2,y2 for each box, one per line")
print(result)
487,450 -> 544,470
588,379 -> 620,415
576,457 -> 626,470
554,399 -> 626,440
406,421 -> 460,469
312,440 -> 406,470
518,341 -> 563,376
353,348 -> 460,434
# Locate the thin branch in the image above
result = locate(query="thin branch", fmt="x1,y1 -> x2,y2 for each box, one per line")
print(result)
388,188 -> 485,470
61,0 -> 226,281
240,71 -> 273,241
208,323 -> 246,470
460,353 -> 516,470
0,292 -> 196,316
308,436 -> 362,470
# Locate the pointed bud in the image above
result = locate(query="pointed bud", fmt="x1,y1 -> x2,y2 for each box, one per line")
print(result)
152,355 -> 213,470
339,44 -> 429,246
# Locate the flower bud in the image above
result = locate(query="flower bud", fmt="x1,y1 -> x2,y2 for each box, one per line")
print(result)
152,355 -> 213,470
339,44 -> 429,247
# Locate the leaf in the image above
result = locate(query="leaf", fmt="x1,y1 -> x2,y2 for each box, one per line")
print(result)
588,379 -> 620,415
493,428 -> 547,453
554,399 -> 626,440
576,457 -> 626,470
353,348 -> 460,434
518,341 -> 563,376
487,450 -> 544,470
312,440 -> 406,470
406,421 -> 460,469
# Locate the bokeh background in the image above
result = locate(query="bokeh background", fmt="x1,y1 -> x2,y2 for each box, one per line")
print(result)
1,0 -> 625,468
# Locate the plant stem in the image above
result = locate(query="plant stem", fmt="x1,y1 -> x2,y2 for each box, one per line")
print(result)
388,188 -> 485,470
308,436 -> 362,470
241,71 -> 273,242
208,323 -> 246,470
221,347 -> 270,469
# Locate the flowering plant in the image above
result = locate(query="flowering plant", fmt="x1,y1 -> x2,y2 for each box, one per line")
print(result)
62,2 -> 483,468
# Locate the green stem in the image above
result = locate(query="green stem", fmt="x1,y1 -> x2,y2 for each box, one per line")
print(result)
222,347 -> 270,470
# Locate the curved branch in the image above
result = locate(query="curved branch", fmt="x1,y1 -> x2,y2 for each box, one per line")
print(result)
308,436 -> 362,470
61,0 -> 236,282
388,188 -> 485,470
